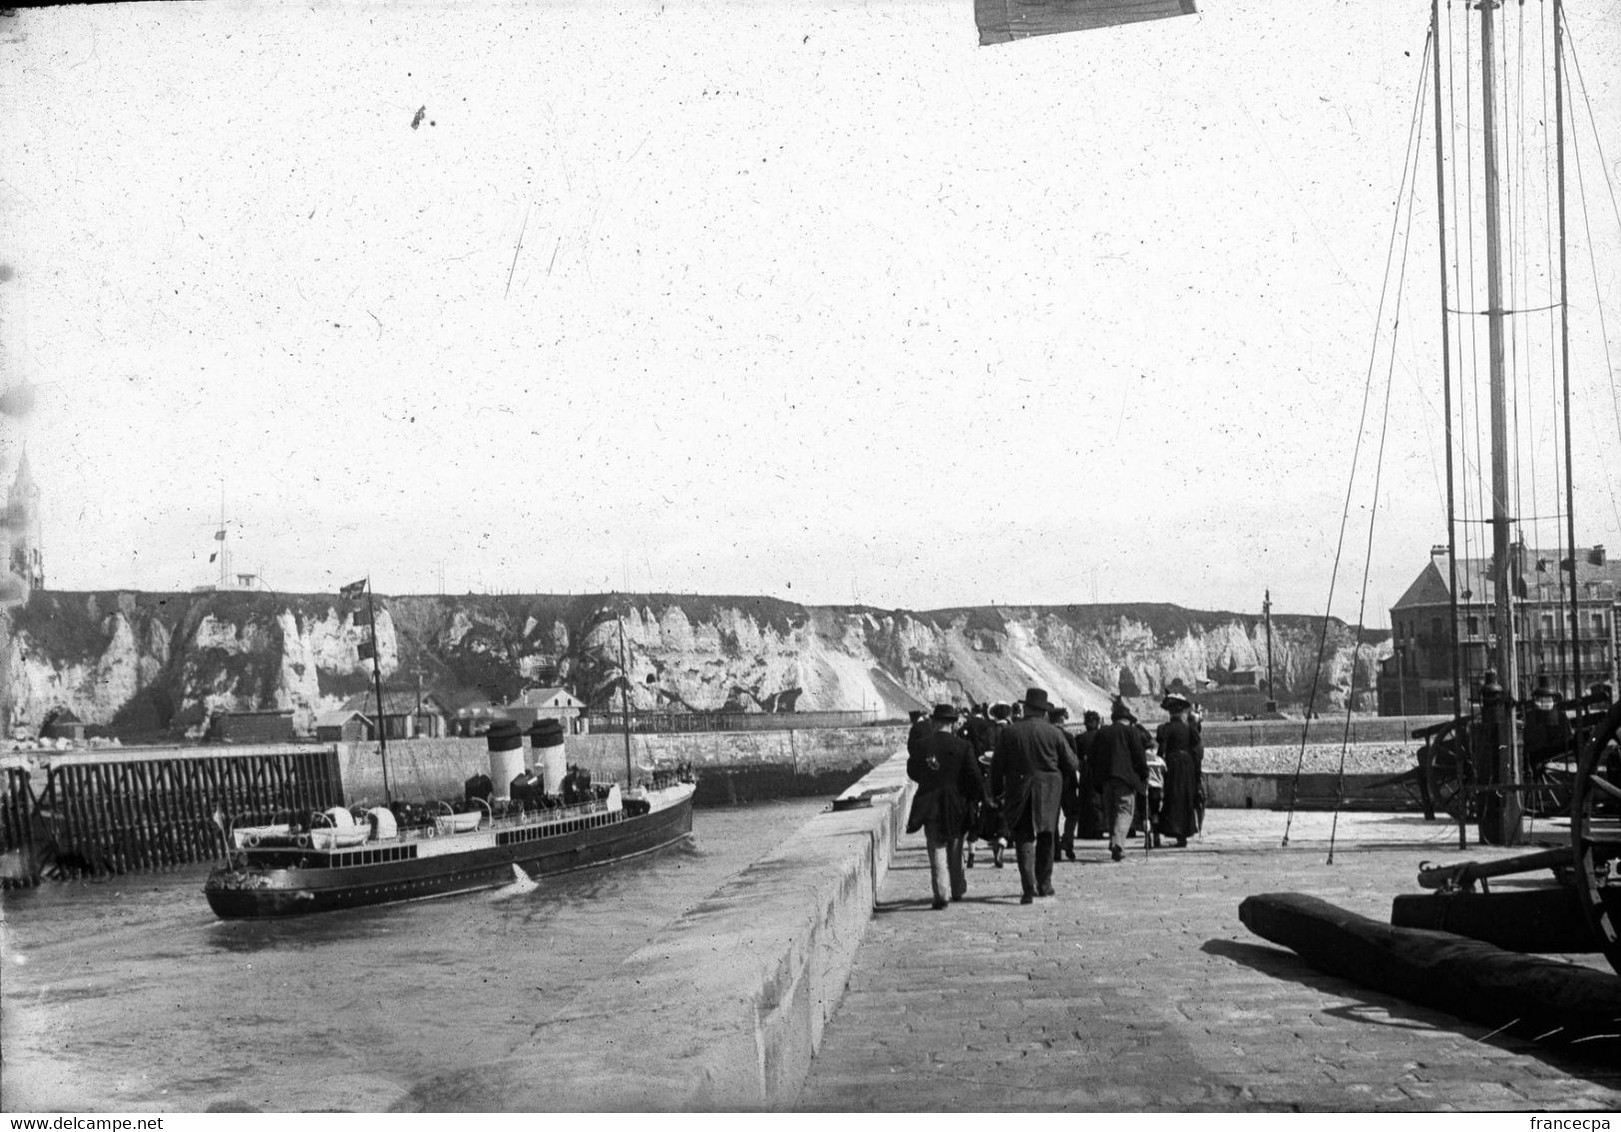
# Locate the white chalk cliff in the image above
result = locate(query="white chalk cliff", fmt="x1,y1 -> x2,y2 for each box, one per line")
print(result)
1,591 -> 1387,736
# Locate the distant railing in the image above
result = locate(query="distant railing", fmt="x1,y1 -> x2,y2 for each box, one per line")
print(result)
583,709 -> 880,734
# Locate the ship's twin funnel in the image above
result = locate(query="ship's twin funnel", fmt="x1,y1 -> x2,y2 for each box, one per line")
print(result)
484,717 -> 568,800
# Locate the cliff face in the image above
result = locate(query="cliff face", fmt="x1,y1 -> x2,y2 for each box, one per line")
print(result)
0,591 -> 1388,737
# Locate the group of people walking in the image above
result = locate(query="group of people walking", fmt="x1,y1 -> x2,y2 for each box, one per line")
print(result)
905,686 -> 1205,909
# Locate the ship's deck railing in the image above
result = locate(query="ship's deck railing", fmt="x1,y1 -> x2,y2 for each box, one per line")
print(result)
234,794 -> 624,855
386,797 -> 616,843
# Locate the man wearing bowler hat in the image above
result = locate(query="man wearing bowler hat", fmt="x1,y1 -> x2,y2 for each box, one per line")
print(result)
907,703 -> 985,909
1095,697 -> 1150,861
990,687 -> 1072,903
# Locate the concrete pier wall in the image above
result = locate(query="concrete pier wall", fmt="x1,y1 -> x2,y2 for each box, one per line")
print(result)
528,751 -> 916,1110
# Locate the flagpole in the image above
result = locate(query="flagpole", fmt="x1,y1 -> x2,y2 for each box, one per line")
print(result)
365,578 -> 392,805
618,614 -> 634,790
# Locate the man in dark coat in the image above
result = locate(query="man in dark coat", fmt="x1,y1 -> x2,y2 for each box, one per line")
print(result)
907,703 -> 985,909
979,702 -> 1015,867
990,687 -> 1072,903
957,704 -> 996,869
1523,676 -> 1573,767
906,709 -> 931,758
1094,698 -> 1149,862
1051,705 -> 1083,860
959,704 -> 997,761
1073,710 -> 1106,841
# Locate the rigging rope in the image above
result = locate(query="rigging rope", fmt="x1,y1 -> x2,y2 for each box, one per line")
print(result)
1326,33 -> 1433,866
1281,23 -> 1434,851
1562,20 -> 1621,534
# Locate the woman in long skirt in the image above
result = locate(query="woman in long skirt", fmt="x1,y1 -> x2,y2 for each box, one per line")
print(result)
1155,694 -> 1204,847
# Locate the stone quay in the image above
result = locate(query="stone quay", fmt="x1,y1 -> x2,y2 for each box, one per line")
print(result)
378,743 -> 1618,1112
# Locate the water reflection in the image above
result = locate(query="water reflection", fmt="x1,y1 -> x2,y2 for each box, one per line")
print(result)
0,802 -> 819,1112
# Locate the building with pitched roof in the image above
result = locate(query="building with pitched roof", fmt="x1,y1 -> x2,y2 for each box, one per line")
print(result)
1379,542 -> 1620,715
314,709 -> 374,743
500,687 -> 588,733
339,688 -> 450,740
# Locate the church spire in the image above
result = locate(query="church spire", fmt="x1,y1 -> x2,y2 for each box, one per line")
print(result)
5,443 -> 44,599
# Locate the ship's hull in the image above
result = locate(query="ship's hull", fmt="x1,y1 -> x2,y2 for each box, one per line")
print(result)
204,788 -> 695,919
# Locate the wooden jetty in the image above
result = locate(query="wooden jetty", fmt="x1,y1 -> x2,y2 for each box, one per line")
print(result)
1,745 -> 343,877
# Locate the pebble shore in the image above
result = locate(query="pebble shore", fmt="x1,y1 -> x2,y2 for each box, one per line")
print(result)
1204,742 -> 1416,776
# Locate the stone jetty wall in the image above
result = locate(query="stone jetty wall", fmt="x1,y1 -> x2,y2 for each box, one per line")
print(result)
531,752 -> 916,1110
338,726 -> 904,806
342,726 -> 1426,811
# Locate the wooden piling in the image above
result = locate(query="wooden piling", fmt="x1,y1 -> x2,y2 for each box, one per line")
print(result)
91,765 -> 122,873
22,746 -> 345,875
115,763 -> 143,871
62,766 -> 90,871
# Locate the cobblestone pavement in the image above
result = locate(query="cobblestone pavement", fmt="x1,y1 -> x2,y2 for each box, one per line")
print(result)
794,810 -> 1621,1112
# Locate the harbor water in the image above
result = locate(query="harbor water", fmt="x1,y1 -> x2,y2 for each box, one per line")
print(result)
0,799 -> 825,1113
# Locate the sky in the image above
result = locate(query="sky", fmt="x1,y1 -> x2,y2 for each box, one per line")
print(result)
2,0 -> 1618,624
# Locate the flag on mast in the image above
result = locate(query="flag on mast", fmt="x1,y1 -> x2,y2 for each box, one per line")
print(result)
976,0 -> 1195,46
339,578 -> 368,599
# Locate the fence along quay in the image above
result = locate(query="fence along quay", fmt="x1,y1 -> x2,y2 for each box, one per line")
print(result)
0,745 -> 343,879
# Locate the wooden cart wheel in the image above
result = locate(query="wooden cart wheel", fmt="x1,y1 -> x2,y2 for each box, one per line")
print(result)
1523,755 -> 1574,818
1570,734 -> 1621,976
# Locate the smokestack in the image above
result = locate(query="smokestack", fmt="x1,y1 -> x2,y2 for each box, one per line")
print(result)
1590,545 -> 1607,566
485,720 -> 524,800
528,718 -> 567,796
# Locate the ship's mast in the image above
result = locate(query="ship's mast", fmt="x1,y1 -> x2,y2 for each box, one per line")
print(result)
618,612 -> 634,789
364,579 -> 392,806
1263,590 -> 1277,714
1479,0 -> 1524,844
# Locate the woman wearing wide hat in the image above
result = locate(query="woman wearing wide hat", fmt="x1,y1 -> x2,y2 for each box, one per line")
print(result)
907,703 -> 986,909
1155,692 -> 1204,847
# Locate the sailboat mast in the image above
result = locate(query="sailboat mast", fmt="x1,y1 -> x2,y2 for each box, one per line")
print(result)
1479,0 -> 1524,843
1432,0 -> 1464,722
1554,0 -> 1582,706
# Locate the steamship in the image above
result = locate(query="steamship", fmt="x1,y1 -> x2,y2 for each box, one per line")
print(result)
203,719 -> 696,919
